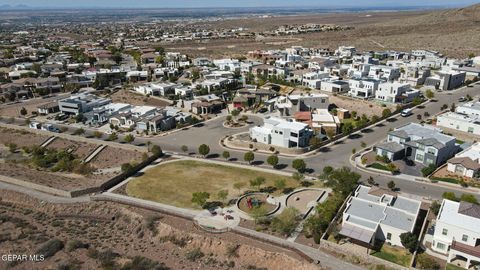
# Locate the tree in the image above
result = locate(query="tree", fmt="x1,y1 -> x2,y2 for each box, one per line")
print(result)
222,151 -> 230,160
217,190 -> 228,202
233,182 -> 246,194
274,179 -> 286,191
341,121 -> 354,135
181,145 -> 188,153
198,144 -> 210,158
250,206 -> 268,224
325,167 -> 361,195
124,134 -> 135,143
121,163 -> 135,174
309,136 -> 322,148
450,103 -> 456,112
73,128 -> 85,135
292,159 -> 306,173
151,145 -> 162,156
230,109 -> 240,121
400,232 -> 418,253
460,194 -> 479,204
7,143 -> 17,153
94,131 -> 103,138
249,177 -> 266,190
271,207 -> 300,236
292,172 -> 304,182
325,129 -> 336,139
425,89 -> 434,99
107,132 -> 118,141
382,108 -> 392,118
191,192 -> 210,208
442,192 -> 458,202
267,155 -> 279,168
20,107 -> 27,116
387,180 -> 396,191
367,176 -> 376,186
244,151 -> 255,164
430,200 -> 441,216
412,97 -> 422,106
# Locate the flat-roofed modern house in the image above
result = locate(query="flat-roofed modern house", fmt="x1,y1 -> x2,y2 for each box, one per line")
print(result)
375,123 -> 457,166
58,93 -> 111,115
340,185 -> 421,247
437,101 -> 480,136
431,199 -> 480,269
348,78 -> 381,99
447,142 -> 480,179
273,93 -> 329,116
375,82 -> 421,104
250,117 -> 313,148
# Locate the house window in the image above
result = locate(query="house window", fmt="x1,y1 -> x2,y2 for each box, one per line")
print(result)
462,234 -> 468,242
442,228 -> 448,236
468,127 -> 474,133
436,242 -> 446,250
387,233 -> 392,240
416,154 -> 424,162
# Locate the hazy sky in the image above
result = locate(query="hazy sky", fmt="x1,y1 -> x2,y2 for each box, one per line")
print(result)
1,0 -> 479,8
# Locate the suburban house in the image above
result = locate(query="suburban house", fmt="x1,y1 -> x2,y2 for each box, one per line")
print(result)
437,102 -> 480,136
340,185 -> 421,247
189,94 -> 225,115
134,82 -> 181,96
431,199 -> 480,269
375,123 -> 457,166
109,105 -> 157,130
424,70 -> 466,91
319,80 -> 350,93
88,103 -> 132,125
58,93 -> 111,115
268,93 -> 329,116
375,82 -> 421,104
250,117 -> 313,148
348,78 -> 381,99
447,143 -> 480,179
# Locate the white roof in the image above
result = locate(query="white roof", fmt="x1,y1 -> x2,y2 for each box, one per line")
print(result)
264,117 -> 308,131
438,200 -> 480,234
456,142 -> 480,161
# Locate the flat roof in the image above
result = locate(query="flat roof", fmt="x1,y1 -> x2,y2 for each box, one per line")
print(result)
438,200 -> 480,234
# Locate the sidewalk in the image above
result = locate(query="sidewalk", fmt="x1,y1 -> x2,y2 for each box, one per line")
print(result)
352,151 -> 480,196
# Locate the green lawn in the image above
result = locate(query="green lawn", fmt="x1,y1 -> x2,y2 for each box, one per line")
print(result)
370,163 -> 390,172
371,244 -> 412,267
446,263 -> 465,270
126,160 -> 298,209
431,177 -> 460,184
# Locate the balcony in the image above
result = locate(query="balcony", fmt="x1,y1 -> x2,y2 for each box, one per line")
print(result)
451,240 -> 480,258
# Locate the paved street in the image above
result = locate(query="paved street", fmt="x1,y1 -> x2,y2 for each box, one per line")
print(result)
148,83 -> 480,200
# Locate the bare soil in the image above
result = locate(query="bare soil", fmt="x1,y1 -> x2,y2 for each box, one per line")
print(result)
0,190 -> 320,270
159,7 -> 480,58
90,146 -> 144,169
109,89 -> 171,107
0,127 -> 49,148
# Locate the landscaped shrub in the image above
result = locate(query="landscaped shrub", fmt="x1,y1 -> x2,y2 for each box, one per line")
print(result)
36,239 -> 64,258
421,164 -> 437,177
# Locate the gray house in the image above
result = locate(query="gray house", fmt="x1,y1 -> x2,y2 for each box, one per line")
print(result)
376,123 -> 457,166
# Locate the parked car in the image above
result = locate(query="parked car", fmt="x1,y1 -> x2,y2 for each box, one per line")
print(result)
458,96 -> 467,102
401,108 -> 413,117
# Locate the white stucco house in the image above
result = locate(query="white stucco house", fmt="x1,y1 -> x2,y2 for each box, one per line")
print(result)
431,199 -> 480,269
340,185 -> 422,247
250,117 -> 313,148
447,143 -> 480,179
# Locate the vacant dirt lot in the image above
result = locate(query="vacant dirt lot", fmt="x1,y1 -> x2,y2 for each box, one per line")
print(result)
46,138 -> 98,160
109,89 -> 171,107
0,189 -> 317,270
160,6 -> 480,58
329,95 -> 395,118
0,127 -> 49,148
90,146 -> 144,169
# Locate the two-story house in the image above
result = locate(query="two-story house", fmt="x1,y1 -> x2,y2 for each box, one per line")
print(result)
432,199 -> 480,269
375,123 -> 457,166
250,117 -> 313,148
